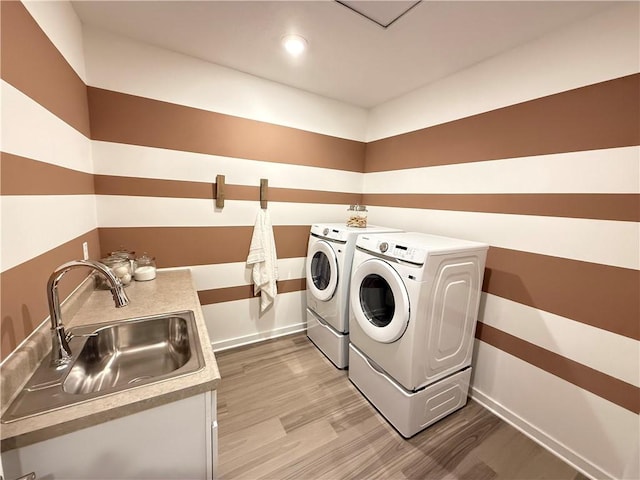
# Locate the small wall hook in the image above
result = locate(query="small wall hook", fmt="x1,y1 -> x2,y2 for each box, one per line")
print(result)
215,174 -> 225,208
260,178 -> 268,209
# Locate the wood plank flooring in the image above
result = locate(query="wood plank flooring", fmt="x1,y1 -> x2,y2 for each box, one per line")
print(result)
215,333 -> 588,480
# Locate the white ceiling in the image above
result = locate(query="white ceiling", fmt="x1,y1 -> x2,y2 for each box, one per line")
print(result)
71,1 -> 617,108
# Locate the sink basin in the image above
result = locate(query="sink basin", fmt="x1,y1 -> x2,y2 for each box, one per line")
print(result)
1,311 -> 204,423
63,315 -> 193,395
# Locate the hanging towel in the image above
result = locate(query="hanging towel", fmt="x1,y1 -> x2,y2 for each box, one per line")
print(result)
247,208 -> 278,312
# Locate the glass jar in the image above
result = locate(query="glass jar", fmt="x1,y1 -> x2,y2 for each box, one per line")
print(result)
134,253 -> 157,281
108,247 -> 136,271
96,255 -> 132,289
346,204 -> 368,228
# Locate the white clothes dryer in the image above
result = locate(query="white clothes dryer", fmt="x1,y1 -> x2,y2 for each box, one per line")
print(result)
348,231 -> 488,437
305,223 -> 401,368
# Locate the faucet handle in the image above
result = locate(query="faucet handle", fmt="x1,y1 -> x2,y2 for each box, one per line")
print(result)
68,331 -> 98,341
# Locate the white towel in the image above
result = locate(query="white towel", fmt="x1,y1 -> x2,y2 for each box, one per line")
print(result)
247,208 -> 278,312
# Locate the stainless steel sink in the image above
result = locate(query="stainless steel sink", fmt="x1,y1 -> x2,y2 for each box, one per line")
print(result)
63,314 -> 195,395
1,311 -> 204,423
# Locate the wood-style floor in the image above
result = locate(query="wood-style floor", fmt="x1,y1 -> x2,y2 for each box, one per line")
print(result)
215,333 -> 587,480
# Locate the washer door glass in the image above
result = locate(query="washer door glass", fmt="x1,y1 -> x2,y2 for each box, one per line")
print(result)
306,240 -> 338,301
351,258 -> 409,343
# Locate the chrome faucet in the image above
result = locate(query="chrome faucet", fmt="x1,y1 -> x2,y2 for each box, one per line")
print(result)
48,259 -> 130,366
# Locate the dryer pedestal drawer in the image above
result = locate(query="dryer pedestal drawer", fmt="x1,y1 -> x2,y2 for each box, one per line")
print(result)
348,344 -> 470,438
307,308 -> 348,369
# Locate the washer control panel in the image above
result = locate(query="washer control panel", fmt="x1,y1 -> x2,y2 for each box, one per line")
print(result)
310,224 -> 347,242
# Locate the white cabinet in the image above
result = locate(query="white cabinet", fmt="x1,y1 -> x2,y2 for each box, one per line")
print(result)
1,391 -> 218,479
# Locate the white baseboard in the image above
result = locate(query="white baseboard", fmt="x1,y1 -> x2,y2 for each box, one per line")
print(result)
470,387 -> 609,480
211,322 -> 307,352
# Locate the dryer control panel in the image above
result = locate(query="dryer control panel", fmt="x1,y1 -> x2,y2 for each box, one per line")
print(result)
388,243 -> 427,265
357,235 -> 427,265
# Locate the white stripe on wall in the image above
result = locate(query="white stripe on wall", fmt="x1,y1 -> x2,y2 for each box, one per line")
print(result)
0,81 -> 92,172
83,28 -> 368,141
97,196 -> 639,269
188,258 -> 305,291
95,196 -> 348,228
201,291 -> 306,352
479,293 -> 640,387
363,147 -> 640,194
91,141 -> 364,193
471,341 -> 639,480
1,195 -> 98,272
367,207 -> 639,270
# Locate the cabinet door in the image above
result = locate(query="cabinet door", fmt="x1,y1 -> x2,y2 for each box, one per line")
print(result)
207,390 -> 218,479
2,392 -> 216,479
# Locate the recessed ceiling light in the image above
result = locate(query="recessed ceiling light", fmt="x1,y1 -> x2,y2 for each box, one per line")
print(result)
281,34 -> 307,57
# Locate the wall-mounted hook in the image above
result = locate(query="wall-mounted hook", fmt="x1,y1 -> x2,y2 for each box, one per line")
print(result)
260,178 -> 268,209
215,174 -> 225,208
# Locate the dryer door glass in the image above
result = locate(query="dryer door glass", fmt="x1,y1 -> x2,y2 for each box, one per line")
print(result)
351,258 -> 409,343
306,240 -> 338,301
359,274 -> 394,327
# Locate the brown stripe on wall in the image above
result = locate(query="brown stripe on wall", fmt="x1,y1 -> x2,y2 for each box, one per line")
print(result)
476,323 -> 640,413
0,1 -> 90,137
366,74 -> 640,172
98,225 -> 310,268
1,152 -> 94,195
198,278 -> 306,305
362,193 -> 640,222
88,87 -> 366,173
94,175 -> 215,199
199,285 -> 253,305
484,247 -> 640,340
94,175 -> 362,205
269,188 -> 361,206
223,184 -> 256,201
0,230 -> 101,361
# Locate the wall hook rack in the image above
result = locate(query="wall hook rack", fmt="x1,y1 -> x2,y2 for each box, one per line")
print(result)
214,175 -> 268,209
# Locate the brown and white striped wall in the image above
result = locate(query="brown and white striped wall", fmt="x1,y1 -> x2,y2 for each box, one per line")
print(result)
82,25 -> 369,352
363,5 -> 639,479
1,0 -> 367,360
1,1 -> 638,479
1,0 -> 97,361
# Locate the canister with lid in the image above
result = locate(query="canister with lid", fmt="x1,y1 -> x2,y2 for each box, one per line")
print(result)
108,247 -> 136,271
134,253 -> 157,281
346,204 -> 368,228
96,254 -> 133,288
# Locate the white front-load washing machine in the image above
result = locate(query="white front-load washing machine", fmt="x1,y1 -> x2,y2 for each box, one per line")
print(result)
348,231 -> 488,437
305,223 -> 401,368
